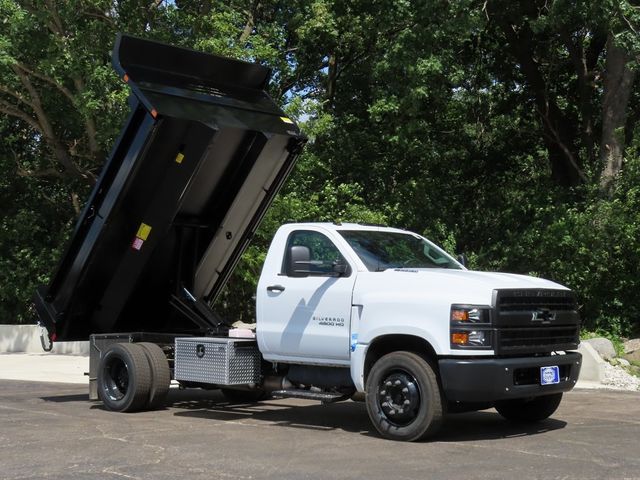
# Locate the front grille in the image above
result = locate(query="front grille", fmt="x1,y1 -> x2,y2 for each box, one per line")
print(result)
497,326 -> 580,354
494,289 -> 580,355
497,289 -> 576,312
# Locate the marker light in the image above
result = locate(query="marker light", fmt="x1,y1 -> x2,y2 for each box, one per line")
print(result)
451,309 -> 469,322
451,332 -> 469,345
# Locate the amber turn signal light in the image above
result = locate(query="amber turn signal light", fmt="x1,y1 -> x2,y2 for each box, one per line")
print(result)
451,332 -> 469,345
451,309 -> 469,322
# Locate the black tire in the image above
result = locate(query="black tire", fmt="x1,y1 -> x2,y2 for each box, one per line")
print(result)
365,351 -> 443,441
495,393 -> 563,423
97,343 -> 151,412
138,343 -> 171,410
221,388 -> 268,404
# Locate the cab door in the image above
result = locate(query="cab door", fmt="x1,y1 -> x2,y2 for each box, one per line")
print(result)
257,229 -> 355,364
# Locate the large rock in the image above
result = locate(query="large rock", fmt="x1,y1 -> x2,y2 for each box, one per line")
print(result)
624,350 -> 640,364
617,358 -> 631,367
584,337 -> 617,360
623,338 -> 640,354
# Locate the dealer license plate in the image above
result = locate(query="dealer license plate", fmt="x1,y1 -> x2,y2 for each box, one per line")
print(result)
540,365 -> 560,385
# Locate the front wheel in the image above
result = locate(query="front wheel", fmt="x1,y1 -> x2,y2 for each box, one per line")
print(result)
365,351 -> 443,441
495,393 -> 563,423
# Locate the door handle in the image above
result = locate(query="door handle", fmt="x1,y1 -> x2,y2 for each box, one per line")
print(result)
267,285 -> 285,292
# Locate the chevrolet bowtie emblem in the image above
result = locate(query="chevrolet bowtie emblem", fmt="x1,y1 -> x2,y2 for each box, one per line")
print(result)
531,308 -> 556,323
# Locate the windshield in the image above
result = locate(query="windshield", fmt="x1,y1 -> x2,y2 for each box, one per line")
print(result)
338,230 -> 462,271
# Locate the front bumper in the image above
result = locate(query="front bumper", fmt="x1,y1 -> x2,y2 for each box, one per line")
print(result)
438,352 -> 582,403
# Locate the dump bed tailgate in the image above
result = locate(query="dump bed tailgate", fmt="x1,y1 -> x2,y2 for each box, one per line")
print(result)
33,35 -> 305,341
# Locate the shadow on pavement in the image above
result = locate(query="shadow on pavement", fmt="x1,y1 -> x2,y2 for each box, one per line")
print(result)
437,411 -> 567,442
167,389 -> 567,441
40,393 -> 89,403
170,389 -> 371,435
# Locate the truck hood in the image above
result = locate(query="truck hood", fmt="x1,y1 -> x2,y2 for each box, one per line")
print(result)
353,268 -> 569,306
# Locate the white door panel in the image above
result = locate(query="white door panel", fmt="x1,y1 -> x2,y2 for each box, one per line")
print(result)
257,228 -> 356,362
264,276 -> 353,360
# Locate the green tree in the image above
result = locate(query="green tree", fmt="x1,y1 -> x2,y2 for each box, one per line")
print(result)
1,0 -> 639,337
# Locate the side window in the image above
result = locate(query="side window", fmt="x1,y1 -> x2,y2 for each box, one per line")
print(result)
283,230 -> 347,277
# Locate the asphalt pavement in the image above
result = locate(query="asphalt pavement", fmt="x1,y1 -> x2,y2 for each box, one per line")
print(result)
0,378 -> 639,480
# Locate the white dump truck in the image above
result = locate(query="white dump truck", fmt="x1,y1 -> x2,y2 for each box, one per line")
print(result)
34,35 -> 581,442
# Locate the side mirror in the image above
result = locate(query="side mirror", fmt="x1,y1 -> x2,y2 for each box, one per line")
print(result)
332,260 -> 348,276
457,253 -> 468,268
286,245 -> 349,277
287,245 -> 311,277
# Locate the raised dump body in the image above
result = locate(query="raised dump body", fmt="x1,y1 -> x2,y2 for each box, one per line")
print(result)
33,34 -> 305,342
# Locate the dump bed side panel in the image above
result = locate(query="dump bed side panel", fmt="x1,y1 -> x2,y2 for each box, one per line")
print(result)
33,35 -> 305,341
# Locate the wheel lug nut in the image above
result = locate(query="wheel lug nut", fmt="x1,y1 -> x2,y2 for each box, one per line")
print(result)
381,402 -> 389,408
380,390 -> 386,396
388,409 -> 396,415
398,409 -> 404,414
394,380 -> 402,386
403,399 -> 410,405
385,381 -> 392,387
402,387 -> 409,393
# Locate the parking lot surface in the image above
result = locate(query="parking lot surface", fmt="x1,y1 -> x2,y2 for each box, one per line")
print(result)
0,380 -> 638,480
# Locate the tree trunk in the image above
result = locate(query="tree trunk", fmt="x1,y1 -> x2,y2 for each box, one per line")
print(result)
599,34 -> 636,195
326,53 -> 337,110
497,21 -> 586,186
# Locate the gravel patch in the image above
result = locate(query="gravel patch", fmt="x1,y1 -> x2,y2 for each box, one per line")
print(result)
601,362 -> 640,391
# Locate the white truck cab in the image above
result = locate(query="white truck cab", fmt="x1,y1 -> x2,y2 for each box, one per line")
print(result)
254,222 -> 581,440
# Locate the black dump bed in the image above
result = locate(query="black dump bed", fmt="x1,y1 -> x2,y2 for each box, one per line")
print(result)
33,35 -> 305,341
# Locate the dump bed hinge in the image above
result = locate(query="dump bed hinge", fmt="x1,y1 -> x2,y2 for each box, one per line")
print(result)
169,288 -> 231,334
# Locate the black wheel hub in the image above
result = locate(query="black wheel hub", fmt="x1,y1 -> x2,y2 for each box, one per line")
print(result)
378,370 -> 420,426
103,358 -> 129,401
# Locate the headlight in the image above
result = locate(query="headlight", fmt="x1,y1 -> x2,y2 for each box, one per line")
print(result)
450,305 -> 491,323
450,305 -> 492,349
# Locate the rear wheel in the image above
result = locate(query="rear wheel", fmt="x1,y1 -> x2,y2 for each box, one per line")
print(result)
365,351 -> 443,441
138,343 -> 171,410
495,393 -> 563,422
97,343 -> 151,412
